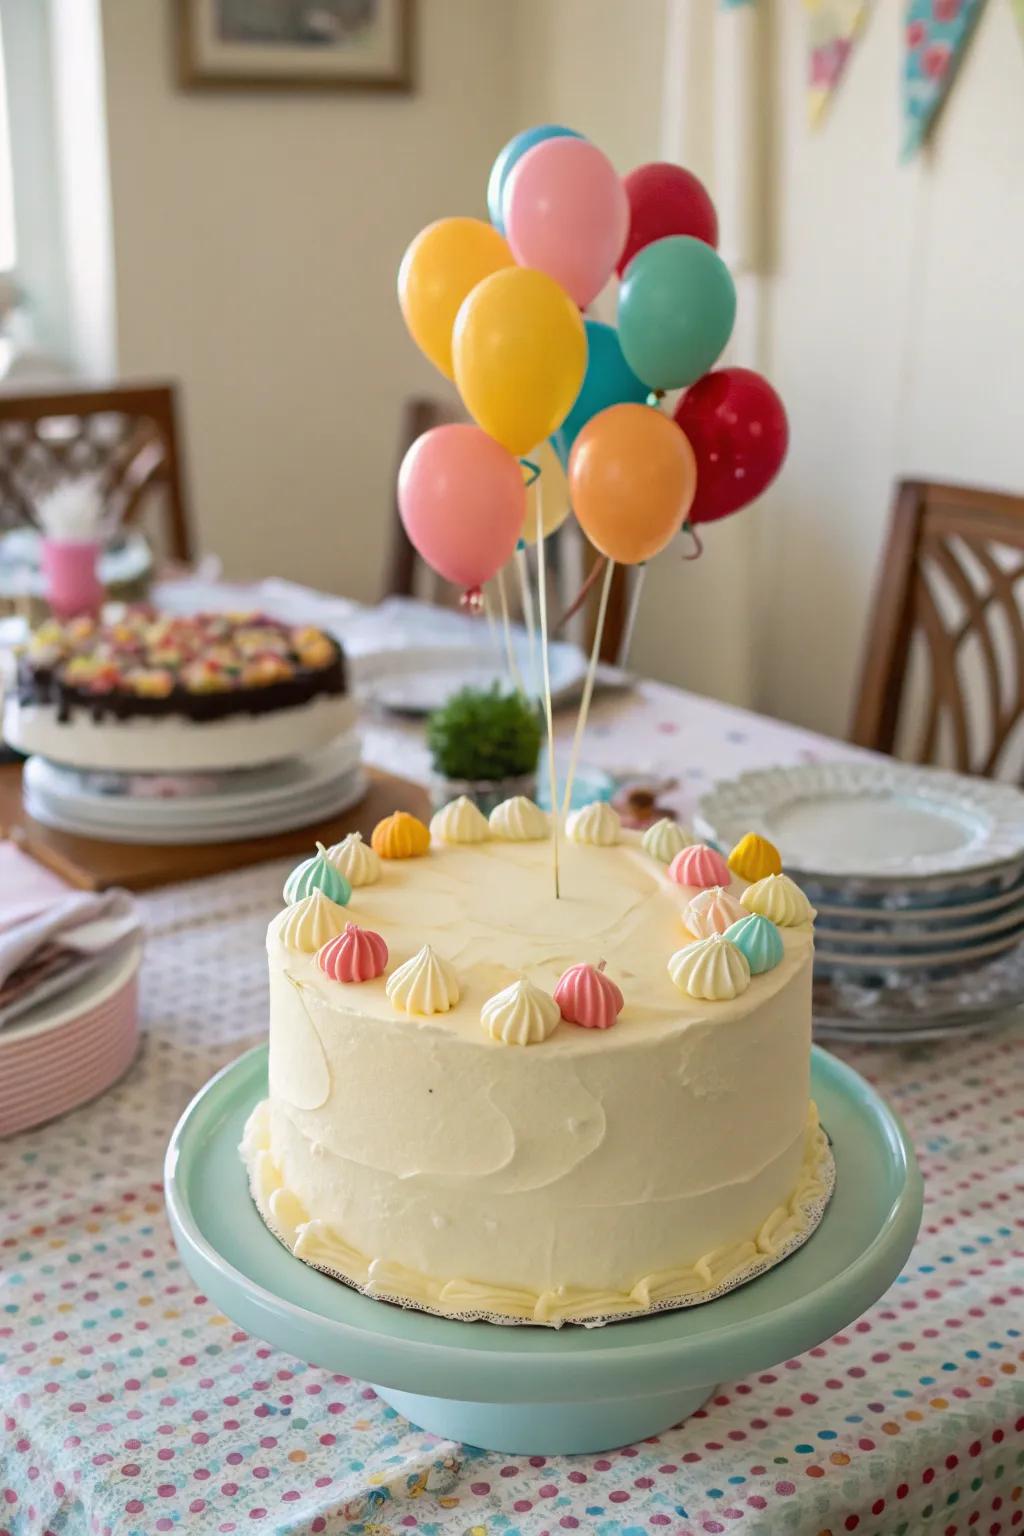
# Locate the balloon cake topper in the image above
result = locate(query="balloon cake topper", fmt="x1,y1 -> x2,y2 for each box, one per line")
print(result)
396,127 -> 789,896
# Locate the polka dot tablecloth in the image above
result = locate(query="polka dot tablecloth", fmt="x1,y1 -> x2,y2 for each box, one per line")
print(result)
2,682 -> 1023,1536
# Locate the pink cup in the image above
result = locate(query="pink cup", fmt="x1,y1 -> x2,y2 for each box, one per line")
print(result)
41,538 -> 104,621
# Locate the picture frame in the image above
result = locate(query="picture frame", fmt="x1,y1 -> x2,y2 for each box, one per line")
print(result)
175,0 -> 415,93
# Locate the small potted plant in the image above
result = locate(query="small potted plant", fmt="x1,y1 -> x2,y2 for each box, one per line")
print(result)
427,685 -> 542,814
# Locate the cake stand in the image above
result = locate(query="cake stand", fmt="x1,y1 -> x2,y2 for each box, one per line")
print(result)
165,1045 -> 921,1455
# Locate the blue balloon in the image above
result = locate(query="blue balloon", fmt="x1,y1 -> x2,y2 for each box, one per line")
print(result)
551,319 -> 649,465
487,124 -> 583,235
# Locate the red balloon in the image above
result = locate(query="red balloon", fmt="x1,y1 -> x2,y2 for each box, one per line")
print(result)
616,162 -> 718,277
673,368 -> 788,525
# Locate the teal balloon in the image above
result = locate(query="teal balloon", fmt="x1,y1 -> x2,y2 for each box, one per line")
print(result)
618,235 -> 736,391
551,320 -> 649,466
283,846 -> 351,907
723,914 -> 783,976
487,124 -> 583,235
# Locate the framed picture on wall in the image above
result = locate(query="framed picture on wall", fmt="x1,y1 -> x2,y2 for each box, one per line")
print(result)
176,0 -> 415,93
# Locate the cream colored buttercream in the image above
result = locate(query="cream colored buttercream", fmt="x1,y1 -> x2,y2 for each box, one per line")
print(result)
242,1100 -> 831,1325
254,830 -> 818,1323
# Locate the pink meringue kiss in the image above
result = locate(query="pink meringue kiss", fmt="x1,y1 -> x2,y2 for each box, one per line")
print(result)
317,922 -> 388,984
554,960 -> 624,1030
683,885 -> 747,938
668,843 -> 732,889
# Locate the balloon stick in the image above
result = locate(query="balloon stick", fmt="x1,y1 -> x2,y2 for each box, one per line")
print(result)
496,564 -> 526,697
561,557 -> 615,819
515,543 -> 540,699
535,489 -> 560,899
619,562 -> 647,670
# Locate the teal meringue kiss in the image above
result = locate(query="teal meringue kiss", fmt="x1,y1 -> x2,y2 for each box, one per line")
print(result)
283,842 -> 351,907
722,912 -> 783,975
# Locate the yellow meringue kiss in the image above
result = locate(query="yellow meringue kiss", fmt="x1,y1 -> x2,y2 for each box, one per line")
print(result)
728,832 -> 782,884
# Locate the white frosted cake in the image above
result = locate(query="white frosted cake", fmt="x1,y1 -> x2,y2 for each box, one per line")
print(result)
242,800 -> 832,1327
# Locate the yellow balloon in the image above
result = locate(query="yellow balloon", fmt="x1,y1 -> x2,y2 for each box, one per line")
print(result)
452,267 -> 587,457
520,441 -> 571,545
398,217 -> 514,380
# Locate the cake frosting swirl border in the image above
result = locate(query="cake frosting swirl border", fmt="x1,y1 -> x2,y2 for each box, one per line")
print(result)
240,1102 -> 836,1330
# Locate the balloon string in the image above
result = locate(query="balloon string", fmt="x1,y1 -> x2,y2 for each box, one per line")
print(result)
482,586 -> 500,666
554,555 -> 607,633
515,543 -> 540,699
520,457 -> 541,487
619,562 -> 647,670
535,488 -> 560,900
561,557 -> 615,820
496,564 -> 525,697
681,521 -> 704,561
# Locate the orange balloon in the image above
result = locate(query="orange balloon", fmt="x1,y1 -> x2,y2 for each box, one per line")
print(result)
568,404 -> 696,564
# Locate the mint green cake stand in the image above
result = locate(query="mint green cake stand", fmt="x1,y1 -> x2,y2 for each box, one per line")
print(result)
164,1045 -> 921,1455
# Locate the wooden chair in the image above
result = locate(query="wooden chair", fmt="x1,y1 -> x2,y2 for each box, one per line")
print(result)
0,381 -> 193,561
385,394 -> 630,663
850,479 -> 1024,780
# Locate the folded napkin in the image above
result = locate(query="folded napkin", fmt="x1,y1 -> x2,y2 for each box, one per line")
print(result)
0,844 -> 142,1030
0,889 -> 141,990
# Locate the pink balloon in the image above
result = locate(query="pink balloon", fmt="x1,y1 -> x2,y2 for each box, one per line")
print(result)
504,138 -> 629,309
398,424 -> 525,589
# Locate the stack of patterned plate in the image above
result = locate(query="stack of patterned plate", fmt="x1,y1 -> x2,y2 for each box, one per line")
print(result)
698,761 -> 1024,1042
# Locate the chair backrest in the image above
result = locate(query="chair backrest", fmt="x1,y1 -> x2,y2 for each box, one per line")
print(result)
0,381 -> 193,561
850,479 -> 1024,780
384,394 -> 630,663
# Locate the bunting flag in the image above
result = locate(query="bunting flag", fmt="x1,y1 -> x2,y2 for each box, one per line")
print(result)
902,0 -> 988,160
1013,0 -> 1024,47
804,0 -> 871,126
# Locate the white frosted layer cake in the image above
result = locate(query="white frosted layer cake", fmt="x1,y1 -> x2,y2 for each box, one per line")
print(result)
242,803 -> 832,1327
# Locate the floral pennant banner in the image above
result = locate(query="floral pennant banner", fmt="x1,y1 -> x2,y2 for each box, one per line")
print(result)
804,0 -> 871,126
902,0 -> 988,160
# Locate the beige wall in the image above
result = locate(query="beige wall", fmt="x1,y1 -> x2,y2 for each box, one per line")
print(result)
100,0 -> 1024,737
760,0 -> 1024,737
101,0 -> 518,598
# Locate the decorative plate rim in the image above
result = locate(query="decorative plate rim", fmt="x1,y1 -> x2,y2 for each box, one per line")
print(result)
697,761 -> 1024,882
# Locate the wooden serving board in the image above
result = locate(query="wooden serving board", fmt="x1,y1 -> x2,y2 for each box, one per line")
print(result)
0,763 -> 429,892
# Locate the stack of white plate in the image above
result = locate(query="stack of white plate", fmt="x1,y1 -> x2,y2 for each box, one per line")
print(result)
698,761 -> 1024,1042
22,732 -> 365,845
